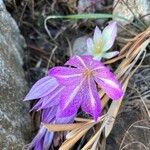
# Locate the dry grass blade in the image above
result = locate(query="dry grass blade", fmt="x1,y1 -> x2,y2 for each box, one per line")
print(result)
60,115 -> 106,149
81,121 -> 106,150
119,119 -> 149,149
89,27 -> 150,149
66,122 -> 95,139
44,122 -> 87,132
105,38 -> 149,138
104,79 -> 129,138
59,124 -> 94,150
75,117 -> 93,122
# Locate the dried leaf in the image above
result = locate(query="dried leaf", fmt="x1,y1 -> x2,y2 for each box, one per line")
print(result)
44,122 -> 85,132
59,124 -> 93,150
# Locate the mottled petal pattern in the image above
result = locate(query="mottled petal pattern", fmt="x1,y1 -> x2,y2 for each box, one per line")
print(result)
49,67 -> 82,85
29,127 -> 46,149
58,81 -> 84,117
43,131 -> 54,150
39,86 -> 64,110
65,55 -> 91,69
42,107 -> 57,123
94,68 -> 123,100
81,78 -> 101,120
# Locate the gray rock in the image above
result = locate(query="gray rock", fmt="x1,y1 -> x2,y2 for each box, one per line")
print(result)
0,0 -> 31,149
113,0 -> 150,26
0,0 -> 25,65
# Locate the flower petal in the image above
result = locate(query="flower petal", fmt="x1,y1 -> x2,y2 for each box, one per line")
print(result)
87,38 -> 94,54
34,140 -> 43,150
39,86 -> 64,110
93,26 -> 102,45
24,76 -> 58,101
49,66 -> 82,85
42,107 -> 57,123
65,55 -> 91,69
93,54 -> 103,61
66,55 -> 105,71
80,55 -> 105,70
103,51 -> 119,59
58,78 -> 85,117
56,113 -> 75,124
29,127 -> 46,149
94,67 -> 123,100
43,131 -> 54,150
81,78 -> 101,121
102,22 -> 117,51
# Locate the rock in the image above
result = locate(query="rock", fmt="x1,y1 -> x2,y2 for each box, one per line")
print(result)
113,0 -> 150,26
72,36 -> 88,56
0,0 -> 25,65
0,0 -> 31,149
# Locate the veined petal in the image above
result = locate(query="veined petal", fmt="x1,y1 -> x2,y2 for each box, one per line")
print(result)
93,26 -> 102,45
30,86 -> 63,111
29,127 -> 46,149
81,78 -> 101,121
103,51 -> 119,59
43,131 -> 54,150
94,67 -> 123,100
102,22 -> 117,51
66,55 -> 105,71
42,107 -> 57,123
65,55 -> 92,69
49,66 -> 82,85
39,86 -> 64,110
34,140 -> 43,150
24,76 -> 58,101
56,113 -> 75,124
87,38 -> 94,54
79,55 -> 105,70
93,54 -> 102,61
58,78 -> 85,117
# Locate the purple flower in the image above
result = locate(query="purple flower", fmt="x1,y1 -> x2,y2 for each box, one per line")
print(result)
49,55 -> 123,120
24,76 -> 75,149
29,108 -> 55,150
24,55 -> 123,149
28,107 -> 75,150
87,22 -> 119,60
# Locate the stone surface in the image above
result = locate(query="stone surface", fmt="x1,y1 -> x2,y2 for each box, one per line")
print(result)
0,0 -> 31,149
113,0 -> 150,25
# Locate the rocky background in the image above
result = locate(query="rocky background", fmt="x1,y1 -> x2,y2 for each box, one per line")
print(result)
0,0 -> 31,149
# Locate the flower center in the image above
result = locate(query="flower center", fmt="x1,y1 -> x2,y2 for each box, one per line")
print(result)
83,69 -> 93,78
95,40 -> 104,54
